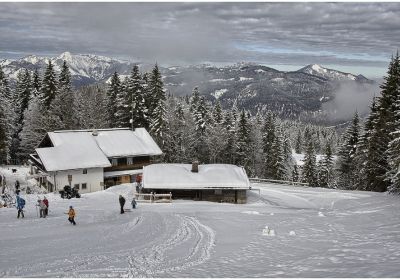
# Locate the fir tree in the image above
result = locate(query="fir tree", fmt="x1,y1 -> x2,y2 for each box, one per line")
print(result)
0,66 -> 14,163
318,142 -> 335,188
127,65 -> 147,128
262,111 -> 276,178
32,68 -> 41,96
50,61 -> 74,129
295,130 -> 302,154
12,69 -> 32,159
40,61 -> 58,109
148,64 -> 164,120
235,110 -> 251,169
337,111 -> 360,189
303,140 -> 318,186
362,54 -> 400,192
107,72 -> 122,127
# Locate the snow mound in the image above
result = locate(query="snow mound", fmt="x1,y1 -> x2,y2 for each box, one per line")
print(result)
103,183 -> 135,198
242,211 -> 260,215
289,230 -> 296,236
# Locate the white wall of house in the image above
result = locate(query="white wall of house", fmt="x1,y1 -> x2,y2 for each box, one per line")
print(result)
47,167 -> 104,194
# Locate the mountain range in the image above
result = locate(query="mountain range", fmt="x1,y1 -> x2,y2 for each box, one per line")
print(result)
0,52 -> 375,119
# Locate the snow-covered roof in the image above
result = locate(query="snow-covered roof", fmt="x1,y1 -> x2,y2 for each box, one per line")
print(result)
143,164 -> 250,190
36,128 -> 162,172
92,128 -> 162,157
36,132 -> 111,172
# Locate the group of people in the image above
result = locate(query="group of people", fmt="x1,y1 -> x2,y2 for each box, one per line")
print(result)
36,197 -> 49,218
119,195 -> 137,214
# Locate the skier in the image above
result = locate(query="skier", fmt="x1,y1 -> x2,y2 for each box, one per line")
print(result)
15,180 -> 20,191
37,199 -> 47,218
131,197 -> 137,209
119,195 -> 126,214
16,194 -> 25,218
43,196 -> 49,216
66,206 -> 76,225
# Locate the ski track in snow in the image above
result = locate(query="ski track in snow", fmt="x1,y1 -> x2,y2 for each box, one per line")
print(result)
2,179 -> 400,277
0,212 -> 214,277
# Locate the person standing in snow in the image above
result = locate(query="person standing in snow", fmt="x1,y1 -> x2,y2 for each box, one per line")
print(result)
37,199 -> 47,218
16,194 -> 25,218
43,196 -> 49,216
66,206 -> 76,225
131,197 -> 137,209
119,195 -> 126,214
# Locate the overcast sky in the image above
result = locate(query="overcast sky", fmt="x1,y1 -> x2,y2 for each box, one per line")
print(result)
0,2 -> 399,78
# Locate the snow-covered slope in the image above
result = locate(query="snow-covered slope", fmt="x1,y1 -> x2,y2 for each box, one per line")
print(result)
1,166 -> 400,277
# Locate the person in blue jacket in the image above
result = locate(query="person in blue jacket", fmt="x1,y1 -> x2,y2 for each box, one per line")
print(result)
16,195 -> 25,218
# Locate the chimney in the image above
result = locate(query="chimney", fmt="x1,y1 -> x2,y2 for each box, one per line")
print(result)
191,161 -> 199,173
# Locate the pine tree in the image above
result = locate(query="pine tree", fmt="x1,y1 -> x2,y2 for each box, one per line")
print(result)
40,61 -> 58,109
127,65 -> 147,128
0,66 -> 14,163
318,142 -> 335,188
148,64 -> 164,120
107,72 -> 122,127
190,87 -> 200,112
235,110 -> 251,169
337,111 -> 361,189
387,80 -> 400,193
262,111 -> 276,178
222,111 -> 236,164
12,69 -> 32,159
361,54 -> 400,192
73,85 -> 109,129
50,61 -> 75,129
149,98 -> 167,149
32,68 -> 41,96
354,98 -> 378,190
213,100 -> 223,124
303,140 -> 318,186
295,130 -> 302,154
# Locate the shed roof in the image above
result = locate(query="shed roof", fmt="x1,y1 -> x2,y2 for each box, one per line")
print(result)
143,163 -> 250,190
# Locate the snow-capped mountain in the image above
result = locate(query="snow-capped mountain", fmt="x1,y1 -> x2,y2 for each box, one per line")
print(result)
0,52 -> 135,86
297,64 -> 373,83
0,52 -> 375,118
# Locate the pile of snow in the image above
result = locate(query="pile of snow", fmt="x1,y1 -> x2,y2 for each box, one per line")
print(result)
212,89 -> 228,99
239,77 -> 253,81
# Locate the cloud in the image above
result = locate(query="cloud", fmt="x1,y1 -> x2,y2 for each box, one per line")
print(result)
0,2 -> 398,76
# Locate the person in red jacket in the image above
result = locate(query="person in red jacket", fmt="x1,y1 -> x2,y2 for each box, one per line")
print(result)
43,196 -> 49,216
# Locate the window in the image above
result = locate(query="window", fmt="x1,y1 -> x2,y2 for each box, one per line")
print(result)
81,183 -> 87,190
127,157 -> 133,165
111,159 -> 118,166
74,184 -> 80,190
83,169 -> 87,174
118,157 -> 127,165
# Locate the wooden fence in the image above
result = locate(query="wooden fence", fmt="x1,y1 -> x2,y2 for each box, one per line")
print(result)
249,178 -> 309,187
134,192 -> 172,203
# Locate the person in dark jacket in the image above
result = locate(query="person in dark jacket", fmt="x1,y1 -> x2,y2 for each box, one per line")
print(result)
16,195 -> 25,218
43,196 -> 49,216
119,195 -> 125,214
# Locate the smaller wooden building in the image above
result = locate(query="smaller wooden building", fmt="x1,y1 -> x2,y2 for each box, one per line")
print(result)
142,163 -> 250,203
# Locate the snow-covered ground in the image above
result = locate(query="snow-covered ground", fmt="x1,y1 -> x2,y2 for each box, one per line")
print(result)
1,174 -> 400,277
